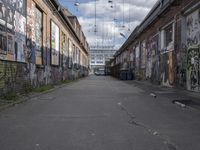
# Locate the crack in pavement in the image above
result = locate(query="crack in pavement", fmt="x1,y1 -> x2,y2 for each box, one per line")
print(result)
117,102 -> 178,150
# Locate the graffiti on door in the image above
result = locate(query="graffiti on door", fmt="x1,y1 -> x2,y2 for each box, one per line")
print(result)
187,46 -> 199,91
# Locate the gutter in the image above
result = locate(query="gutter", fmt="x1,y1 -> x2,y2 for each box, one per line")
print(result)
46,0 -> 89,55
116,0 -> 176,56
182,1 -> 200,16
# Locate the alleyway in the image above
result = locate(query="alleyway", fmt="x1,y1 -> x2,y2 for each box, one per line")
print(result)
0,75 -> 200,150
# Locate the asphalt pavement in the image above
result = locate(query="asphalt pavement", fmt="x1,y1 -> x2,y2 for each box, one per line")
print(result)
0,75 -> 200,150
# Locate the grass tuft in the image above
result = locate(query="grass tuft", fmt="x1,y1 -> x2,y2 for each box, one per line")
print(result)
2,92 -> 19,102
61,80 -> 71,84
32,84 -> 54,93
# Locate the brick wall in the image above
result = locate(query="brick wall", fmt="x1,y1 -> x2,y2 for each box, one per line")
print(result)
112,0 -> 200,91
0,0 -> 89,96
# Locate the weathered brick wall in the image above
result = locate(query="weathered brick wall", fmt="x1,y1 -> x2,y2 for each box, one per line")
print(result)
112,0 -> 200,90
0,0 -> 89,96
0,60 -> 30,95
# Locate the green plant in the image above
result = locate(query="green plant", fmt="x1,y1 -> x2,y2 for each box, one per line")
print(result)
2,92 -> 19,102
32,84 -> 54,93
61,80 -> 71,84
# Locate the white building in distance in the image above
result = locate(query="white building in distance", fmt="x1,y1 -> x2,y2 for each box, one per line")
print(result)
90,45 -> 116,70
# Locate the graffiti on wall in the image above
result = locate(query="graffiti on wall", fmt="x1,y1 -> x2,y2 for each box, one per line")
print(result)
0,61 -> 17,89
186,9 -> 200,47
187,46 -> 199,91
129,47 -> 134,69
0,2 -> 7,26
140,41 -> 146,69
6,5 -> 15,31
186,9 -> 200,91
0,0 -> 26,62
135,45 -> 140,71
146,35 -> 159,81
179,50 -> 187,86
150,34 -> 160,83
146,41 -> 152,78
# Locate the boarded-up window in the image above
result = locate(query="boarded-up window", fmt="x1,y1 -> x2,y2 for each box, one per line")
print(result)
68,39 -> 72,68
51,21 -> 60,65
35,7 -> 43,65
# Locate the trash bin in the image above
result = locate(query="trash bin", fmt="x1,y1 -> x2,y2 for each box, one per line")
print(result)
120,69 -> 128,80
127,70 -> 133,80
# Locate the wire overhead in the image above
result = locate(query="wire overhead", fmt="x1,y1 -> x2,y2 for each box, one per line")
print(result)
122,0 -> 125,28
94,0 -> 97,34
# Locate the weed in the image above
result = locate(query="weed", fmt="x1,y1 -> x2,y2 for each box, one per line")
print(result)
2,92 -> 19,102
32,84 -> 54,93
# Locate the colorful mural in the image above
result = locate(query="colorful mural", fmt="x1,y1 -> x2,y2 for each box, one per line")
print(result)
0,61 -> 17,89
0,0 -> 26,62
186,9 -> 200,91
187,46 -> 199,91
0,0 -> 89,97
186,9 -> 200,47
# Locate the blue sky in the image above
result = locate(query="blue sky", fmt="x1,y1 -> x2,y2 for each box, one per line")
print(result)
58,0 -> 157,49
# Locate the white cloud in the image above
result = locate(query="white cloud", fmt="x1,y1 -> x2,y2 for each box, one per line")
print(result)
59,0 -> 158,49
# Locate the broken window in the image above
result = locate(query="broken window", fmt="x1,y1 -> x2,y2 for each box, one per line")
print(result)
161,23 -> 174,52
165,24 -> 173,47
0,32 -> 7,54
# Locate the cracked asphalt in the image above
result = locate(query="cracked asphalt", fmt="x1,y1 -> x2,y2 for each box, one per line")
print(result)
0,75 -> 200,150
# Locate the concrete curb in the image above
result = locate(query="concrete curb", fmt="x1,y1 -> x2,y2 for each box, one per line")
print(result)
174,101 -> 186,108
132,80 -> 200,101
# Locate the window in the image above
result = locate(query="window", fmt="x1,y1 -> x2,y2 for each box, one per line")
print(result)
61,32 -> 68,67
51,21 -> 60,65
161,23 -> 174,52
96,61 -> 103,64
76,47 -> 79,65
98,57 -> 103,60
35,7 -> 43,65
73,44 -> 75,64
165,24 -> 173,46
68,39 -> 73,68
0,32 -> 7,55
